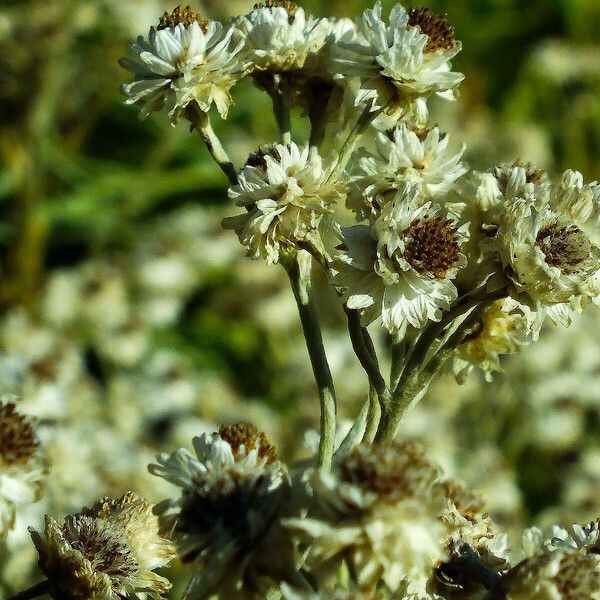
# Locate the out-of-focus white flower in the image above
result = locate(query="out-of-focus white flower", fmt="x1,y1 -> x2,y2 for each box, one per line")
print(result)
453,299 -> 530,382
334,188 -> 468,333
286,442 -> 450,595
348,124 -> 467,222
235,2 -> 331,77
121,7 -> 244,121
223,143 -> 346,264
30,492 -> 174,599
333,2 -> 463,111
497,548 -> 600,600
150,423 -> 299,598
0,396 -> 48,537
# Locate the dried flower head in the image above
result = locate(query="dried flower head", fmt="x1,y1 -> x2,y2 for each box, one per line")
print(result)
0,396 -> 48,537
30,492 -> 174,599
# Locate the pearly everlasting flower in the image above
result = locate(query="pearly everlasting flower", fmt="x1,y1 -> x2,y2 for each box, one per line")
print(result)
492,168 -> 600,336
120,6 -> 244,122
333,188 -> 468,333
0,396 -> 48,537
149,423 -> 299,599
496,548 -> 600,600
452,299 -> 530,382
285,442 -> 451,595
235,2 -> 332,78
332,2 -> 463,111
30,492 -> 175,600
348,124 -> 467,222
223,143 -> 346,264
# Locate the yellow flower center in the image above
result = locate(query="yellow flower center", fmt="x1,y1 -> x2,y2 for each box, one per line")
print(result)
218,423 -> 278,464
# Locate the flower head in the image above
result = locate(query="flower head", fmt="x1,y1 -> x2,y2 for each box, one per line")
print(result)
286,442 -> 450,595
149,423 -> 298,598
223,143 -> 346,264
348,124 -> 467,222
334,188 -> 468,333
235,1 -> 332,77
332,2 -> 463,111
0,396 -> 48,537
30,492 -> 174,600
120,6 -> 245,121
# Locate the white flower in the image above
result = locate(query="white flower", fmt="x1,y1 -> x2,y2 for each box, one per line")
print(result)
223,143 -> 346,264
30,492 -> 174,600
493,168 -> 600,336
235,2 -> 332,77
150,423 -> 299,598
452,299 -> 530,383
121,7 -> 244,122
334,188 -> 468,333
348,124 -> 467,221
332,2 -> 463,111
0,396 -> 48,537
285,442 -> 449,595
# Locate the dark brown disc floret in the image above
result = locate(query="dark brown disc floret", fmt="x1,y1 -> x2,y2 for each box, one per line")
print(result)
536,223 -> 591,274
0,401 -> 38,466
218,423 -> 278,464
404,216 -> 461,279
408,8 -> 456,53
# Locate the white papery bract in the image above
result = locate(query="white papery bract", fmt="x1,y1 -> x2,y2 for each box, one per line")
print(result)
235,3 -> 331,77
492,168 -> 600,336
149,424 -> 298,599
334,188 -> 467,333
332,2 -> 463,111
348,124 -> 467,222
120,12 -> 244,122
223,143 -> 345,264
285,442 -> 450,596
0,396 -> 48,537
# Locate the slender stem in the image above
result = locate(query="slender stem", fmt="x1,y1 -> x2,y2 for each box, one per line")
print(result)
344,306 -> 386,396
364,384 -> 382,444
390,338 -> 406,390
285,253 -> 337,469
272,77 -> 292,144
7,580 -> 50,600
185,103 -> 238,185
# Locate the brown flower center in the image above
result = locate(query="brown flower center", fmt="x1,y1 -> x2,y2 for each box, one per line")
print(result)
218,423 -> 278,464
157,5 -> 208,32
536,224 -> 591,273
404,216 -> 460,278
513,159 -> 546,184
339,442 -> 439,498
245,144 -> 283,171
0,401 -> 38,466
408,8 -> 456,53
254,0 -> 299,23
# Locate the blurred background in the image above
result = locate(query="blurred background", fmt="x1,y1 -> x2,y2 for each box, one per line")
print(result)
1,0 -> 600,595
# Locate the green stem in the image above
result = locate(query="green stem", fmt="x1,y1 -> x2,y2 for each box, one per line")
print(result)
6,580 -> 50,600
364,384 -> 382,444
344,306 -> 386,396
285,253 -> 337,469
185,103 -> 238,185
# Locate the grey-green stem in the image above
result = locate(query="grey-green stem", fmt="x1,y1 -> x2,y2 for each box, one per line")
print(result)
285,253 -> 337,469
185,103 -> 238,185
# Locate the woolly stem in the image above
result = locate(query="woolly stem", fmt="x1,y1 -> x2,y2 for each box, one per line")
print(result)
285,253 -> 337,469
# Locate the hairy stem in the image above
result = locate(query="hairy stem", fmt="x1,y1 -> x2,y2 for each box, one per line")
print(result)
285,253 -> 337,469
6,581 -> 50,600
185,103 -> 238,185
364,384 -> 382,444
